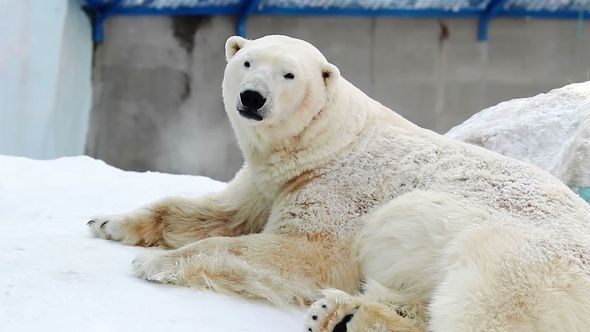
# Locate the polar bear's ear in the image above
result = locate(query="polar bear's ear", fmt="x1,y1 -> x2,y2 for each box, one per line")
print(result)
225,36 -> 248,61
321,62 -> 340,89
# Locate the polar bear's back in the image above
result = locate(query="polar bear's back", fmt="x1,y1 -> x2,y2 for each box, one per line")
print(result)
269,118 -> 590,240
382,127 -> 590,228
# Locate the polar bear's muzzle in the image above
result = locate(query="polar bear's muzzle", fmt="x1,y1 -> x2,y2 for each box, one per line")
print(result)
238,89 -> 267,121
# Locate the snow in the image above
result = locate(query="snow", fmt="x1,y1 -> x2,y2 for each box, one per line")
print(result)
107,0 -> 590,12
3,82 -> 589,331
0,155 -> 304,331
446,81 -> 590,193
261,0 -> 483,11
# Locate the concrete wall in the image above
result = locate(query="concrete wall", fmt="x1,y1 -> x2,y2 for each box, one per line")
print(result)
87,16 -> 243,181
88,15 -> 590,181
0,0 -> 92,159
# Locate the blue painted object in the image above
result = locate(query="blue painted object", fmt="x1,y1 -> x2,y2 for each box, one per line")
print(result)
477,0 -> 508,41
237,0 -> 262,38
580,187 -> 590,204
81,0 -> 590,43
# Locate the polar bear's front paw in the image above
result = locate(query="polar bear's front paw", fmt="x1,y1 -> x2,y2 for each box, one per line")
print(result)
305,289 -> 358,332
87,214 -> 127,241
132,251 -> 185,284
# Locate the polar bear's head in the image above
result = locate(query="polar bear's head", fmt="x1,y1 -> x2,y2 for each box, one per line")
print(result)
222,35 -> 340,130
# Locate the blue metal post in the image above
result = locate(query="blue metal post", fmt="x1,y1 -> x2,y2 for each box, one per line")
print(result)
478,0 -> 509,41
86,0 -> 125,43
236,0 -> 261,36
93,12 -> 106,43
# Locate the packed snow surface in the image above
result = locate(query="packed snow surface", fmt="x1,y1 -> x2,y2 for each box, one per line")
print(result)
447,81 -> 590,191
0,155 -> 303,331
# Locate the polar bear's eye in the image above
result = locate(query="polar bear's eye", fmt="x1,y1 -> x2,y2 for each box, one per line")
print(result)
284,73 -> 295,80
244,61 -> 250,68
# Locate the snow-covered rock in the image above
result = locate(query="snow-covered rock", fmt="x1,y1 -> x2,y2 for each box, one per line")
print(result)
0,155 -> 304,331
446,82 -> 590,199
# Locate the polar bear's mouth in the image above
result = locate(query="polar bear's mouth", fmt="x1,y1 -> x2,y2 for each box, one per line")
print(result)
238,108 -> 264,121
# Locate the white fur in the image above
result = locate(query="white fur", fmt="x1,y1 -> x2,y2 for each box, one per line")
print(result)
358,191 -> 590,331
90,35 -> 590,331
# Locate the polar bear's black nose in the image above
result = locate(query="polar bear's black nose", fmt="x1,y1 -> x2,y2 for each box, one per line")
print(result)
240,90 -> 266,110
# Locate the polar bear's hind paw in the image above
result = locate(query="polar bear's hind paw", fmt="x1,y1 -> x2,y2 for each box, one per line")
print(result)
305,290 -> 358,332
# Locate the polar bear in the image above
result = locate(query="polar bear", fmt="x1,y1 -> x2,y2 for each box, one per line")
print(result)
88,35 -> 590,331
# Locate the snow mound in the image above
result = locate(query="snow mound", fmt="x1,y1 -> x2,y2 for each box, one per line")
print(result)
0,155 -> 303,331
446,81 -> 590,192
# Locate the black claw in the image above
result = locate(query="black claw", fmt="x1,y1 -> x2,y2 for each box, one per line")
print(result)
87,220 -> 95,226
100,221 -> 108,229
333,314 -> 354,332
312,315 -> 318,321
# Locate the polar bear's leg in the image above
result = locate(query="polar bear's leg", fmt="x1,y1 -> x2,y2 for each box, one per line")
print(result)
304,191 -> 481,331
357,190 -> 487,304
131,233 -> 361,306
429,226 -> 590,332
87,168 -> 271,248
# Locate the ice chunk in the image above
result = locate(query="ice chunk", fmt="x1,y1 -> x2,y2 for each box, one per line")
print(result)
446,82 -> 590,193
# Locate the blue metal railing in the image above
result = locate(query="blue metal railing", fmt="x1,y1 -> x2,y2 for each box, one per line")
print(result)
81,0 -> 590,43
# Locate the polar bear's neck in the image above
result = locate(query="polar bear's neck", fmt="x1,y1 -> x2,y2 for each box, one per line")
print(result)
235,78 -> 415,188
